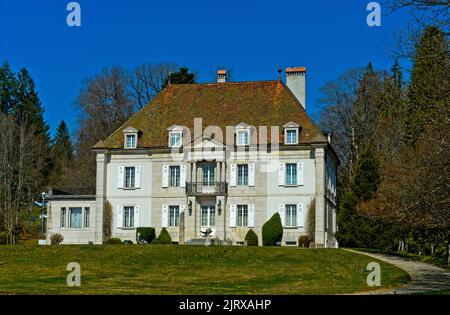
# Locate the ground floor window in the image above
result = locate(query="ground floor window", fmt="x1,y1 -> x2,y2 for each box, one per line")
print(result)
60,208 -> 66,228
69,207 -> 82,228
85,207 -> 90,228
285,204 -> 297,227
124,206 -> 134,227
169,206 -> 180,227
237,205 -> 248,226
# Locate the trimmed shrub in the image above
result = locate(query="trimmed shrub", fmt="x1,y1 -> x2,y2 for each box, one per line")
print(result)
50,233 -> 64,245
137,227 -> 156,244
0,232 -> 7,244
152,228 -> 172,244
245,229 -> 259,246
262,213 -> 283,246
298,236 -> 311,248
104,238 -> 123,245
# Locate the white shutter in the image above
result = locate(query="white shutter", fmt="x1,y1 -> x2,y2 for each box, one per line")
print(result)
135,166 -> 141,188
248,204 -> 255,227
161,205 -> 169,227
180,164 -> 186,188
116,205 -> 123,228
117,166 -> 124,189
297,162 -> 304,186
278,163 -> 285,186
248,163 -> 255,187
134,205 -> 140,228
297,203 -> 304,228
162,165 -> 169,188
229,204 -> 237,227
230,164 -> 237,187
278,204 -> 285,227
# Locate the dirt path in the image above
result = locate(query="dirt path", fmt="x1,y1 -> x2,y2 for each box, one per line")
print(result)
346,249 -> 450,295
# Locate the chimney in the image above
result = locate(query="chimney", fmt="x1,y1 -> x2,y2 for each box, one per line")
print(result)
217,69 -> 226,83
285,67 -> 306,109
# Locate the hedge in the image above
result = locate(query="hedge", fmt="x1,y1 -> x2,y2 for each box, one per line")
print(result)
137,227 -> 156,244
245,229 -> 259,246
262,213 -> 283,246
152,228 -> 172,244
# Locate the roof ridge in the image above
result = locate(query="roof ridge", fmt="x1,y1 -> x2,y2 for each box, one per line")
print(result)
171,80 -> 279,86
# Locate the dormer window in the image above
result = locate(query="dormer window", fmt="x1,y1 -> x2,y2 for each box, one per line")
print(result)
169,132 -> 182,147
237,130 -> 249,146
126,134 -> 136,148
123,126 -> 139,149
286,129 -> 298,144
283,122 -> 300,145
235,122 -> 251,146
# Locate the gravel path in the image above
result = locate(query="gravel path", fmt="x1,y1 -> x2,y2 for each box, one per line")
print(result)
345,249 -> 450,295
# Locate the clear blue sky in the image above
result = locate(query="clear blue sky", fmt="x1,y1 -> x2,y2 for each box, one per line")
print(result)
0,0 -> 414,136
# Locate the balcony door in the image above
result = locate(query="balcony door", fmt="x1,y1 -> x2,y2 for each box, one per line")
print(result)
201,205 -> 216,237
201,163 -> 216,193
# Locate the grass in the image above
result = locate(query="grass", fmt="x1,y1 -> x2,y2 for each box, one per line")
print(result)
0,245 -> 410,295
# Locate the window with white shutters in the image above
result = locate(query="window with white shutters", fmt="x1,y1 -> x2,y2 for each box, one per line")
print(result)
237,205 -> 248,226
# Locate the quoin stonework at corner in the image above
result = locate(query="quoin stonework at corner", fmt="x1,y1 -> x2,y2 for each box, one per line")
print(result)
46,67 -> 339,247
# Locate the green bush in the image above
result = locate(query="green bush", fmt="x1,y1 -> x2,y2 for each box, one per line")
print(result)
245,229 -> 259,246
298,236 -> 311,248
262,213 -> 283,246
152,228 -> 172,244
137,227 -> 156,244
104,238 -> 123,245
0,231 -> 7,244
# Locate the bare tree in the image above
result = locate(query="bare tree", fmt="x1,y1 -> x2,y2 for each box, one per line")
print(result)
128,62 -> 178,109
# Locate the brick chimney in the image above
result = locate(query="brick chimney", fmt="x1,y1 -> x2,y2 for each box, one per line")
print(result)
217,69 -> 226,83
285,67 -> 306,109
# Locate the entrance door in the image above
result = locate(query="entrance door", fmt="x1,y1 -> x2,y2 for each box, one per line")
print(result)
201,205 -> 216,229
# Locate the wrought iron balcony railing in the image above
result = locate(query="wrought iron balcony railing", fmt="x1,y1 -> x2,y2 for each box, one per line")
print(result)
186,182 -> 227,196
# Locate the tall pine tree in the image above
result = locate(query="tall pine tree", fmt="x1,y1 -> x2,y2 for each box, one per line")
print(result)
49,121 -> 74,186
0,61 -> 17,114
405,26 -> 449,144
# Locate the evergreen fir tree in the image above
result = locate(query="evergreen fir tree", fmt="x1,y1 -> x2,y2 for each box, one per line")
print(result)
50,121 -> 74,186
0,61 -> 17,114
162,67 -> 196,89
405,26 -> 449,143
351,144 -> 381,202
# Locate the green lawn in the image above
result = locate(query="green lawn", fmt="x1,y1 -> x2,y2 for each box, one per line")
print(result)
0,245 -> 410,295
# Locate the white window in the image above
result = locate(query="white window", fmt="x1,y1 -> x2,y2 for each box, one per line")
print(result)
285,129 -> 298,144
169,131 -> 182,147
237,205 -> 248,226
125,134 -> 136,149
201,206 -> 216,227
237,130 -> 249,146
60,208 -> 66,228
69,207 -> 82,228
84,207 -> 90,228
286,163 -> 297,185
237,164 -> 248,186
285,204 -> 298,227
169,206 -> 180,226
123,206 -> 134,228
169,166 -> 181,187
124,167 -> 135,188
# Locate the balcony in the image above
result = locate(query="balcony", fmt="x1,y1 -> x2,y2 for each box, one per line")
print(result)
186,182 -> 227,196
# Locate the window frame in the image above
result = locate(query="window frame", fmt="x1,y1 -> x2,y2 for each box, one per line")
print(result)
285,128 -> 298,145
237,164 -> 249,186
236,129 -> 250,146
123,206 -> 135,228
124,166 -> 136,188
237,205 -> 248,227
169,165 -> 181,187
60,207 -> 67,228
285,204 -> 298,227
69,207 -> 83,229
169,131 -> 182,148
125,134 -> 137,149
285,163 -> 298,186
84,207 -> 90,228
169,205 -> 180,227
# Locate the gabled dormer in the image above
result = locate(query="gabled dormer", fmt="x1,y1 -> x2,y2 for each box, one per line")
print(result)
167,125 -> 184,148
123,126 -> 139,149
235,122 -> 251,146
283,121 -> 300,145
